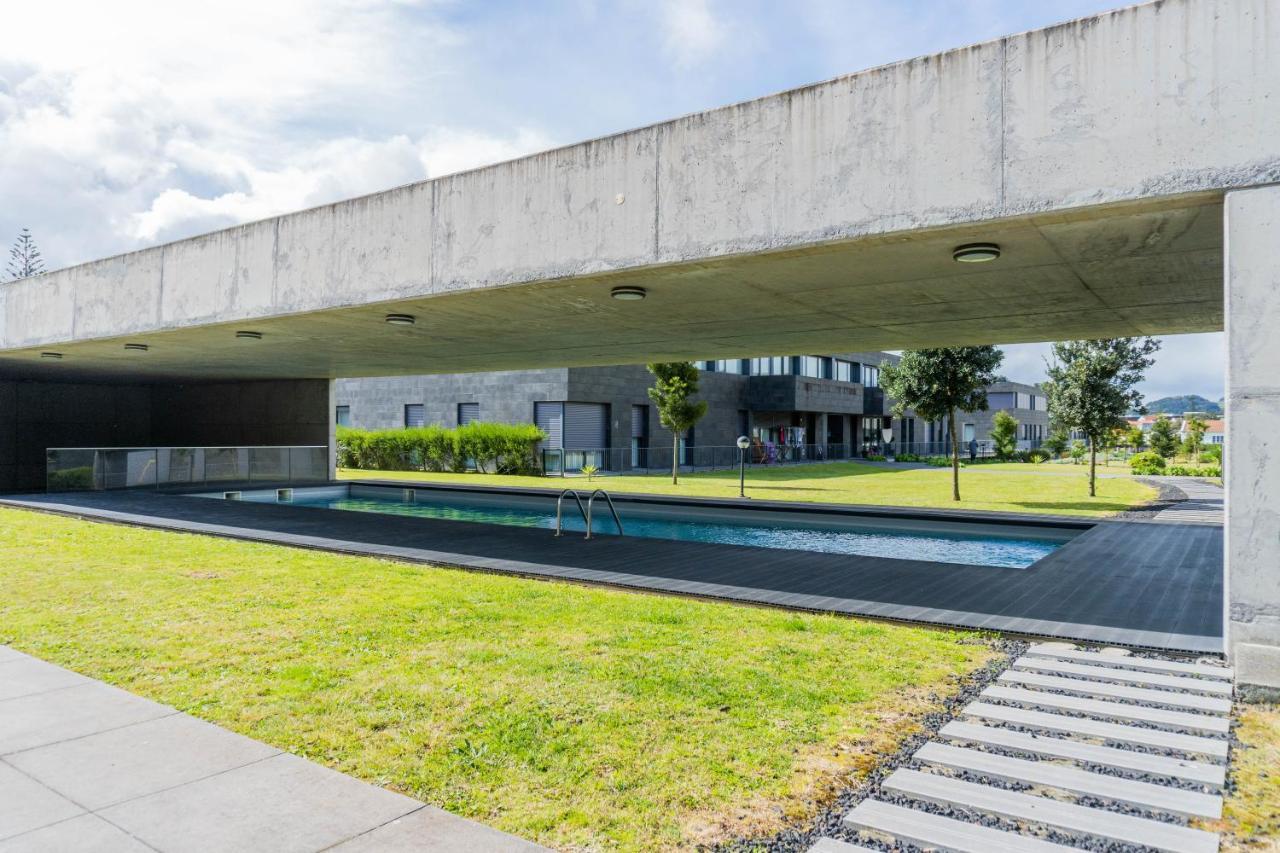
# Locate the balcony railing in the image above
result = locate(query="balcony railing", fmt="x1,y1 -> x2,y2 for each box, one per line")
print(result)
46,446 -> 330,493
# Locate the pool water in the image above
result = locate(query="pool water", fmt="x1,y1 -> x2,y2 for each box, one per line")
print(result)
243,490 -> 1064,569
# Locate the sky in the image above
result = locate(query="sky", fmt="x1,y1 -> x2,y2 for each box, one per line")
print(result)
0,0 -> 1223,403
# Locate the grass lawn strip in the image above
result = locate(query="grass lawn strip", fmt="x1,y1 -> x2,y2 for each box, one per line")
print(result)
339,460 -> 1157,518
0,507 -> 995,851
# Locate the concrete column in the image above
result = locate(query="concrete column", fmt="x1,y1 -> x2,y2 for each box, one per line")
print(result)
1225,184 -> 1280,688
327,379 -> 338,481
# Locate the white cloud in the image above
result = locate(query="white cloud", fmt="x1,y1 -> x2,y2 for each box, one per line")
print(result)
0,0 -> 554,265
660,0 -> 727,66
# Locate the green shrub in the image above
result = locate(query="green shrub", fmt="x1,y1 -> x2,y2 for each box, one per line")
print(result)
925,456 -> 952,467
865,454 -> 887,462
46,466 -> 94,491
1167,465 -> 1222,478
1201,444 -> 1222,463
895,453 -> 922,463
337,423 -> 546,475
1128,451 -> 1167,475
1025,449 -> 1051,464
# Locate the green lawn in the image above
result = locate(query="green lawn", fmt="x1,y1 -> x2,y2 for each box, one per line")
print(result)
0,508 -> 995,851
341,460 -> 1157,517
1207,703 -> 1280,850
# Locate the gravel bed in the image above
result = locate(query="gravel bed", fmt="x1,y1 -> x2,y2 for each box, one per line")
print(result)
1113,478 -> 1188,519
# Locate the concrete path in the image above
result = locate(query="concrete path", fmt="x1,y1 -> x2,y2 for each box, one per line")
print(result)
1151,478 -> 1224,525
0,646 -> 544,853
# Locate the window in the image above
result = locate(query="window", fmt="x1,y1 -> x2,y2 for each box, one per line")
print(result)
404,404 -> 425,428
457,402 -> 479,425
834,360 -> 858,383
797,356 -> 829,378
750,356 -> 791,376
696,360 -> 715,371
716,359 -> 746,374
864,365 -> 879,387
335,406 -> 351,427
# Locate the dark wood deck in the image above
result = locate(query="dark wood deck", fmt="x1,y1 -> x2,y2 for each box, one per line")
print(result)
1,487 -> 1223,653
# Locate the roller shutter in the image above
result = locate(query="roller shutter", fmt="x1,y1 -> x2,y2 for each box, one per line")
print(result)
534,402 -> 563,448
457,402 -> 479,425
631,405 -> 647,438
564,402 -> 606,450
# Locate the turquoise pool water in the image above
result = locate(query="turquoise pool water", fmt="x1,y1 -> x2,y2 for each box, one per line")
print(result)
253,490 -> 1063,569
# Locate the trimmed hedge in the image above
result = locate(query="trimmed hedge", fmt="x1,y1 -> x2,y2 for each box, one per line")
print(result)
1167,465 -> 1222,478
337,423 -> 546,475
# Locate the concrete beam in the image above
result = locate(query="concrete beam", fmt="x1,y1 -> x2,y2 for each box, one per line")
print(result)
0,0 -> 1275,374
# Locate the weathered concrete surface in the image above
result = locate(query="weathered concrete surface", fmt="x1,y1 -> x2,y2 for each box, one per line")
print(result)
0,0 -> 1274,381
1224,184 -> 1280,688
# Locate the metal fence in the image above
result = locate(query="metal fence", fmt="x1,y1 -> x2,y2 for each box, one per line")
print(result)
46,446 -> 330,492
542,442 -> 861,475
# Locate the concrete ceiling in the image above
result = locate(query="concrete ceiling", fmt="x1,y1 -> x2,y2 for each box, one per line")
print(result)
0,194 -> 1223,384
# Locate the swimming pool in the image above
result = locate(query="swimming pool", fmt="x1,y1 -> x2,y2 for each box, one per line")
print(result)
195,484 -> 1079,569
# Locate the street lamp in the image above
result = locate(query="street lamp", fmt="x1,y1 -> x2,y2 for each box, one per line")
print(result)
736,435 -> 751,497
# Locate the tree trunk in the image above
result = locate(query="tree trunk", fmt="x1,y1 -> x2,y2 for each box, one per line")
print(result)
672,432 -> 680,485
1089,443 -> 1097,497
949,409 -> 961,502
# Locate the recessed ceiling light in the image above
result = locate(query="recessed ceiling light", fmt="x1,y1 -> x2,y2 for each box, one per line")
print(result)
952,242 -> 1001,263
610,286 -> 646,301
40,352 -> 63,360
124,343 -> 149,352
384,313 -> 416,326
235,330 -> 263,340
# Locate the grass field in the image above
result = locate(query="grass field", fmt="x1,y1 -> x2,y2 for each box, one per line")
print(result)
1211,703 -> 1280,850
340,459 -> 1157,517
0,507 -> 997,851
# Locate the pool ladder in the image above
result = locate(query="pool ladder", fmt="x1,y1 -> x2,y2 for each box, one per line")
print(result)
555,489 -> 624,539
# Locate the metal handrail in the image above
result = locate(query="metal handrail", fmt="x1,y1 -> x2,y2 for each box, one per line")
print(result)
554,489 -> 589,537
586,489 -> 624,539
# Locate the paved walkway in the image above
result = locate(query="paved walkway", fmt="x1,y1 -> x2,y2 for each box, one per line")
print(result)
812,642 -> 1233,852
1151,477 -> 1225,525
0,646 -> 544,853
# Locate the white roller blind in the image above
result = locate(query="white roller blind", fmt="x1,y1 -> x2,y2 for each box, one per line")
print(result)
565,402 -> 606,449
535,402 -> 563,448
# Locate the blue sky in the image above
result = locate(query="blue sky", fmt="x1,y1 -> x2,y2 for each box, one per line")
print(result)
0,0 -> 1222,401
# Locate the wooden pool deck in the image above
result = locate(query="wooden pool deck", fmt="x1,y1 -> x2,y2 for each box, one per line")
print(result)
0,485 -> 1223,653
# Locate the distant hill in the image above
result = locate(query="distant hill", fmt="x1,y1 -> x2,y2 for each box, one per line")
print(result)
1145,395 -> 1222,415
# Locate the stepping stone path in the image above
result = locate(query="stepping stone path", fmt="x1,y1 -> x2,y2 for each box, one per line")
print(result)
809,642 -> 1233,852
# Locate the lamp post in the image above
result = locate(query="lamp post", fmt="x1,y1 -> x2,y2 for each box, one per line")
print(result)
736,435 -> 751,498
881,426 -> 895,461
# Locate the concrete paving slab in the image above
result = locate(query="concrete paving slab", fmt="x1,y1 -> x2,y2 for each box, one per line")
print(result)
842,799 -> 1075,852
1011,658 -> 1234,695
0,657 -> 91,702
0,762 -> 84,842
0,648 -> 27,665
962,702 -> 1230,758
996,670 -> 1233,714
100,752 -> 421,853
1024,644 -> 1233,679
6,713 -> 281,810
327,804 -> 549,852
0,814 -> 153,853
980,685 -> 1231,734
0,683 -> 175,756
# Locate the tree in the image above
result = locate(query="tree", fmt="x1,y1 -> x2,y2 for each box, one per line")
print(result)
881,346 -> 1003,501
6,228 -> 45,281
1125,425 -> 1146,451
1044,425 -> 1070,458
1149,416 -> 1179,459
646,362 -> 708,485
1044,338 -> 1160,497
1183,415 -> 1208,463
991,410 -> 1019,460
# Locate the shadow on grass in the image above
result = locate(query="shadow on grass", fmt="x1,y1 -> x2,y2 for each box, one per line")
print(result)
1012,500 -> 1135,513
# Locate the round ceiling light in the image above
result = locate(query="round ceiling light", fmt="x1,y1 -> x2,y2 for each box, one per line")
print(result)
40,352 -> 63,360
384,313 -> 416,326
610,286 -> 646,301
952,242 -> 1001,263
235,330 -> 263,340
124,343 -> 149,352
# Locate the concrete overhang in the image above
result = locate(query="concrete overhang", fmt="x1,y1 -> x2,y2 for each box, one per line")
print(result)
0,0 -> 1274,382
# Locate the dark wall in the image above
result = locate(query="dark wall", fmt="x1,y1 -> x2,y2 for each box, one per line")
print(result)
0,378 -> 332,492
151,380 -> 332,447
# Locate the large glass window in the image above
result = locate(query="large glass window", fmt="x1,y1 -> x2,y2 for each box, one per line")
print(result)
716,359 -> 746,374
796,356 -> 833,379
750,356 -> 791,376
864,365 -> 879,387
834,360 -> 858,383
